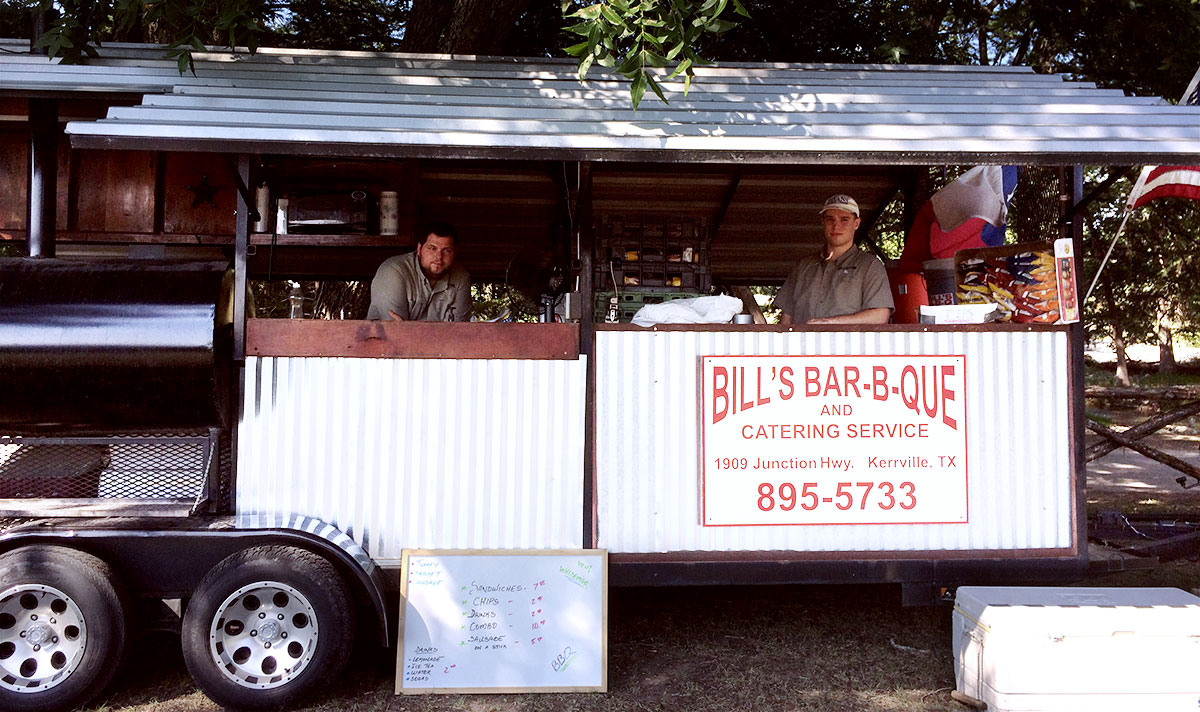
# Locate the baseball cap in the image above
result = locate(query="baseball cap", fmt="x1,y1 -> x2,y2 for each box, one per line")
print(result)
819,194 -> 859,217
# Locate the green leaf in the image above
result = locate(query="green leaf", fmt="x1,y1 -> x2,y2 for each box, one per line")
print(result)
704,18 -> 737,33
731,0 -> 751,18
616,52 -> 642,75
640,33 -> 664,52
642,50 -> 669,68
564,40 -> 592,57
646,73 -> 668,103
600,5 -> 625,26
667,57 -> 692,78
630,71 -> 648,110
573,4 -> 604,20
578,52 -> 595,80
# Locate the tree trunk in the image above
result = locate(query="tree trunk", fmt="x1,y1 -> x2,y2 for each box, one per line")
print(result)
404,0 -> 535,54
1100,275 -> 1131,386
1158,320 -> 1177,374
1112,321 -> 1131,386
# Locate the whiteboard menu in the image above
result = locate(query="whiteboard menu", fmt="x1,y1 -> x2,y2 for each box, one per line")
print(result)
397,549 -> 608,694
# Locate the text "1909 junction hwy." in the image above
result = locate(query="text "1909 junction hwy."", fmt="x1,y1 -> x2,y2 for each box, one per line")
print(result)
700,355 -> 968,527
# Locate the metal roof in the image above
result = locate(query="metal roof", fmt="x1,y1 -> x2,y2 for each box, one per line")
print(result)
2,41 -> 1197,164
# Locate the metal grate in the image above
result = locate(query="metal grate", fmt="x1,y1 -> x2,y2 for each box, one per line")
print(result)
0,433 -> 216,505
1011,166 -> 1065,244
0,518 -> 35,535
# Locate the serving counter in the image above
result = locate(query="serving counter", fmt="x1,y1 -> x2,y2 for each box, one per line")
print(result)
592,323 -> 1082,565
236,319 -> 586,566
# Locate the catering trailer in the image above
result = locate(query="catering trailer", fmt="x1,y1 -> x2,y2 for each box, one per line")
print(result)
1,41 -> 1198,710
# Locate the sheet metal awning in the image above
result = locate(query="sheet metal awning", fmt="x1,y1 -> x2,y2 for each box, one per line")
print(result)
3,42 -> 1197,164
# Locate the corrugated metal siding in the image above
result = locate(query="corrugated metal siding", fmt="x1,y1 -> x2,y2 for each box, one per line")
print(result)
0,42 -> 1194,161
237,356 -> 586,566
594,329 -> 1072,554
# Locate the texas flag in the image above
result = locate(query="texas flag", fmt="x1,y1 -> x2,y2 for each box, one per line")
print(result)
898,166 -> 1019,271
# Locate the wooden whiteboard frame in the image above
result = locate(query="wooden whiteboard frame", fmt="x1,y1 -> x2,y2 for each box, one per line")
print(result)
396,549 -> 608,695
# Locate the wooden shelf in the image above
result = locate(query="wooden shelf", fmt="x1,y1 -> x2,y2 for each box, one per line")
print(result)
1,231 -> 411,249
1,230 -> 232,245
250,233 -> 410,247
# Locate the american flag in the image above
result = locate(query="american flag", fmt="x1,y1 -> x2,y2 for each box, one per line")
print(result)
1126,66 -> 1200,210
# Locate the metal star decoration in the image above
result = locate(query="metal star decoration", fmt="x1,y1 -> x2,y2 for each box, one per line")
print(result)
185,174 -> 222,208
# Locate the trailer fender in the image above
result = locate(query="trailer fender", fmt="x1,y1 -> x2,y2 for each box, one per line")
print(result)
236,514 -> 392,645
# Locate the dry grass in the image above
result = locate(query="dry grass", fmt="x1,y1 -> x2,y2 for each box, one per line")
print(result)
89,561 -> 1200,712
83,557 -> 1200,711
92,584 -> 967,712
93,561 -> 1200,710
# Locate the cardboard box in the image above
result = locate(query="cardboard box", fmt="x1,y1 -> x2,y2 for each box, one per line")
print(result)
953,586 -> 1200,711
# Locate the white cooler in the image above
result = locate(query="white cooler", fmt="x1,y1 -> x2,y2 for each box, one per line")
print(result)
953,586 -> 1200,712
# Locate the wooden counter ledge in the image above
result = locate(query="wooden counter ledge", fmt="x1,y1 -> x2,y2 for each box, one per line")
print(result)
246,319 -> 580,360
593,323 -> 1071,333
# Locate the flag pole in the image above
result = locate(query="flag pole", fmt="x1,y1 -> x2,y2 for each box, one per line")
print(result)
1083,207 -> 1132,304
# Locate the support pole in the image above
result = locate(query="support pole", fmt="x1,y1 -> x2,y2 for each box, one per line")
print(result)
26,99 -> 58,258
234,155 -> 250,361
1067,165 -> 1087,556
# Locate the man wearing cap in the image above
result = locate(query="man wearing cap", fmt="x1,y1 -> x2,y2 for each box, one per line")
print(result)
775,194 -> 893,325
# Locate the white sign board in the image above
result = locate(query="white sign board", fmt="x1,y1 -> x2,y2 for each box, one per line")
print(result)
700,355 -> 968,526
397,549 -> 607,694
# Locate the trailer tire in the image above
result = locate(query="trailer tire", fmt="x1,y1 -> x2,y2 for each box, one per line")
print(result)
181,545 -> 353,710
0,545 -> 128,712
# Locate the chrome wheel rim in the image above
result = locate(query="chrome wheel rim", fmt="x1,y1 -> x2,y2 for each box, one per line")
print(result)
0,584 -> 87,693
208,581 -> 319,689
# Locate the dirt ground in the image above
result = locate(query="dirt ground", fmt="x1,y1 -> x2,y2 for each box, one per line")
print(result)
1085,405 -> 1200,512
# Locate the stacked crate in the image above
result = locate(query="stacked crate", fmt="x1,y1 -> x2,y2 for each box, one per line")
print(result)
593,216 -> 711,322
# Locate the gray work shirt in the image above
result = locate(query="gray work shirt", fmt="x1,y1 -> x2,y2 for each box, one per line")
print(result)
366,251 -> 472,322
774,247 -> 894,323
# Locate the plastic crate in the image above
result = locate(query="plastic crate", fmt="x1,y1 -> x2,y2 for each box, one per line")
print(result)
594,216 -> 711,293
593,291 -> 702,323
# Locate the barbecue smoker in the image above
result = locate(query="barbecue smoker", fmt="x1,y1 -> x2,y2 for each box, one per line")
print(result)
0,258 -> 390,711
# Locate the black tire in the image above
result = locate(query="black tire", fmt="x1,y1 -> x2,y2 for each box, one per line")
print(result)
0,545 -> 129,712
181,545 -> 354,710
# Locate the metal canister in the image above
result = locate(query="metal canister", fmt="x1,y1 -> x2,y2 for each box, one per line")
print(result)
379,191 -> 399,235
253,184 -> 270,233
